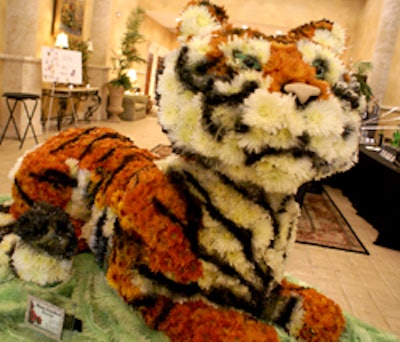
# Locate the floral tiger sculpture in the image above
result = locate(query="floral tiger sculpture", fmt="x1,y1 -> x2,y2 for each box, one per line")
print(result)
1,1 -> 365,341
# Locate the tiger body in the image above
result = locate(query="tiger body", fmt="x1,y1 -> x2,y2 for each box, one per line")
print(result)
4,1 -> 367,340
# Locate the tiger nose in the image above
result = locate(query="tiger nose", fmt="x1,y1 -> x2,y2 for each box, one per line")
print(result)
283,82 -> 321,104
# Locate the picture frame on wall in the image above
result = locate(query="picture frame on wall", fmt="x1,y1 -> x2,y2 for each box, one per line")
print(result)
52,0 -> 85,37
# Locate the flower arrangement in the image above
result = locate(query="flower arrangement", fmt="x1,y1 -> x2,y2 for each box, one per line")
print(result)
1,1 -> 367,341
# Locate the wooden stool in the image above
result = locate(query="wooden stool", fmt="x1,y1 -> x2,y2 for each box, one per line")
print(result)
0,92 -> 40,148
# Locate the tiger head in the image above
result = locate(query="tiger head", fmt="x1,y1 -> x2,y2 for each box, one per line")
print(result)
157,0 -> 365,194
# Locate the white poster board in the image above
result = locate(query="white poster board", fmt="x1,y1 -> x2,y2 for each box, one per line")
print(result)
41,46 -> 82,84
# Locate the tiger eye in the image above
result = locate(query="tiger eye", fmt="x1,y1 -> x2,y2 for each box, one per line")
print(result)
233,50 -> 262,71
312,57 -> 329,79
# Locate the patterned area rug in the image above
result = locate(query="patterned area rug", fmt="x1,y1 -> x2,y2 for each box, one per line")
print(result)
151,145 -> 369,254
297,188 -> 369,254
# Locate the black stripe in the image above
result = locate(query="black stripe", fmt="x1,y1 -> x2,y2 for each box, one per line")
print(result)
152,196 -> 200,252
137,264 -> 260,318
50,127 -> 96,153
93,209 -> 108,265
197,244 -> 261,294
205,80 -> 258,106
100,154 -> 137,194
203,286 -> 259,317
275,295 -> 299,329
87,163 -> 150,208
79,132 -> 132,159
138,264 -> 200,297
153,196 -> 263,300
13,179 -> 34,207
97,147 -> 117,162
29,169 -> 77,189
218,172 -> 282,247
180,170 -> 274,290
176,46 -> 214,94
152,300 -> 175,330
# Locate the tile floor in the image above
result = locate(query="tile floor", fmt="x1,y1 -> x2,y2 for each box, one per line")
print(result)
1,116 -> 399,339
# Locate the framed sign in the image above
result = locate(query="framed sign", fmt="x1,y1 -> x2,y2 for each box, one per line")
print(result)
25,296 -> 65,340
42,46 -> 82,84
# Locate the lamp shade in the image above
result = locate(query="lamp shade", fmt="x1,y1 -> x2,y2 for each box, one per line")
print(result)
127,69 -> 137,82
55,33 -> 69,49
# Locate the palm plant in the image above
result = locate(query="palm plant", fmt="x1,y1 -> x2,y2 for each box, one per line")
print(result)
110,7 -> 146,90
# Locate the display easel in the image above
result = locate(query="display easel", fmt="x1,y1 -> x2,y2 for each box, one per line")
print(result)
41,46 -> 82,132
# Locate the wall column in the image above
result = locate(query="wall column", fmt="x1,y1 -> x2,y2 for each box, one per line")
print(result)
368,0 -> 400,104
87,0 -> 114,120
0,0 -> 42,138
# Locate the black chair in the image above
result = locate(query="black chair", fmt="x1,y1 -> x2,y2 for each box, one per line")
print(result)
0,92 -> 40,148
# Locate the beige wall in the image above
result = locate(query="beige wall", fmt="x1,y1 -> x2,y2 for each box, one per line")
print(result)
0,0 -> 5,96
0,0 -> 5,52
351,0 -> 384,62
384,28 -> 400,106
93,0 -> 174,90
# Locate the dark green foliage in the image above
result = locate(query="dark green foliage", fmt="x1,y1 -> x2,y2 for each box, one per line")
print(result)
111,7 -> 146,90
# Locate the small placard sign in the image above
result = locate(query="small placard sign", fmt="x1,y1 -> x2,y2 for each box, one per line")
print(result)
25,295 -> 65,341
41,46 -> 82,85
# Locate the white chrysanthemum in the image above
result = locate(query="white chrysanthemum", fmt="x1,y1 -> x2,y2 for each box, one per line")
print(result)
310,128 -> 359,166
209,135 -> 244,165
65,157 -> 79,177
273,206 -> 298,252
66,168 -> 92,220
201,174 -> 276,272
178,5 -> 221,42
173,95 -> 203,144
8,143 -> 42,181
243,89 -> 297,134
0,212 -> 15,227
154,154 -> 180,174
186,36 -> 213,64
131,270 -> 157,295
264,249 -> 285,281
12,243 -> 72,286
199,261 -> 251,299
297,40 -> 345,85
104,207 -> 117,238
208,104 -> 240,130
0,250 -> 11,279
286,299 -> 305,337
313,23 -> 346,54
0,233 -> 20,254
219,36 -> 271,68
158,78 -> 189,130
199,216 -> 241,257
81,205 -> 105,247
254,156 -> 315,194
302,98 -> 344,137
199,213 -> 262,287
309,135 -> 341,163
214,71 -> 261,95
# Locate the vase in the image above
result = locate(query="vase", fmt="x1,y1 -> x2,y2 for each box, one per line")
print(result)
107,84 -> 125,122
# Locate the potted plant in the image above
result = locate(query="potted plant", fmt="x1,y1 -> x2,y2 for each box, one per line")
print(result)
108,7 -> 146,121
69,37 -> 92,86
351,61 -> 373,102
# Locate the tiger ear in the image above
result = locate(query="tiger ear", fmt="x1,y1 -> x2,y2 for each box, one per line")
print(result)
177,0 -> 228,42
288,19 -> 346,54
